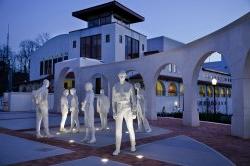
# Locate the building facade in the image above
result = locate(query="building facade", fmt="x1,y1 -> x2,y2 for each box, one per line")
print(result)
27,1 -> 232,115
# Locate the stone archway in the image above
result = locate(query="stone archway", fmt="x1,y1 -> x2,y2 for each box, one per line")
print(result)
54,66 -> 77,112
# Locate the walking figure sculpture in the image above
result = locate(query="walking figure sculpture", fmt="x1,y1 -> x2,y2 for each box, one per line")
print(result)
112,71 -> 136,156
32,79 -> 52,138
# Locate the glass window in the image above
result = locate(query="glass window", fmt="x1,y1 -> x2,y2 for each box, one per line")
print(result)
80,34 -> 102,60
199,85 -> 206,97
95,77 -> 101,94
142,44 -> 144,51
156,80 -> 166,96
73,40 -> 76,48
172,64 -> 177,73
53,58 -> 58,74
168,82 -> 177,96
119,35 -> 122,43
44,60 -> 49,75
48,59 -> 52,75
125,36 -> 139,59
64,56 -> 68,60
106,34 -> 110,43
40,61 -> 44,75
58,57 -> 63,62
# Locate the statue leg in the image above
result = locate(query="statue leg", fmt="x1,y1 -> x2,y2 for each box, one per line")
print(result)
124,111 -> 136,152
70,112 -> 74,131
82,128 -> 89,142
136,111 -> 143,132
104,112 -> 108,129
74,112 -> 80,132
142,116 -> 152,133
60,112 -> 67,131
36,110 -> 43,138
99,113 -> 104,129
42,111 -> 51,137
113,112 -> 123,155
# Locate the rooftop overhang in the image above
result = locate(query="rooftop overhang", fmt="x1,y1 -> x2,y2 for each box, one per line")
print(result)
72,1 -> 144,24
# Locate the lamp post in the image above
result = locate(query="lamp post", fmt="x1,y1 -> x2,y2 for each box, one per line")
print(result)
211,78 -> 217,115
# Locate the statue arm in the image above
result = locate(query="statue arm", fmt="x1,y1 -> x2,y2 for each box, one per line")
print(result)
112,87 -> 117,117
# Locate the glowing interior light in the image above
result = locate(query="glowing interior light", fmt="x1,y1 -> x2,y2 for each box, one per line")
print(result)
69,139 -> 75,143
101,158 -> 109,163
125,131 -> 129,134
56,132 -> 60,135
107,127 -> 110,130
96,128 -> 100,131
73,128 -> 76,131
136,155 -> 144,159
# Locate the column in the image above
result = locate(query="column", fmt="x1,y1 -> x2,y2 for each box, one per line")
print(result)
182,82 -> 200,127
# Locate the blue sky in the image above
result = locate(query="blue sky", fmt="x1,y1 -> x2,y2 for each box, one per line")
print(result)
0,0 -> 249,52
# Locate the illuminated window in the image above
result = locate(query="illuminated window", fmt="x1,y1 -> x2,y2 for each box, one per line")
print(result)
199,85 -> 206,97
156,80 -> 165,96
168,82 -> 177,96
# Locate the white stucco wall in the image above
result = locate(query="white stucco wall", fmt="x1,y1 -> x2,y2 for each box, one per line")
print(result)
6,92 -> 54,112
147,36 -> 184,52
30,34 -> 70,81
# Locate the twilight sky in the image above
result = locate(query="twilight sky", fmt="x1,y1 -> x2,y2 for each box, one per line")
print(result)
0,0 -> 249,52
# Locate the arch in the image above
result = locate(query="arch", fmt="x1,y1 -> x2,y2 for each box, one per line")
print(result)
182,51 -> 232,127
54,66 -> 77,112
126,69 -> 145,89
89,73 -> 110,95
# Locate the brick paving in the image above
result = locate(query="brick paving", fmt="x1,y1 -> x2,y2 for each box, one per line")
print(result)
0,117 -> 249,166
151,117 -> 250,166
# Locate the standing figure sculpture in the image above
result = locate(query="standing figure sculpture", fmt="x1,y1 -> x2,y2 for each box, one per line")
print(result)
69,88 -> 80,133
32,79 -> 52,138
97,89 -> 110,130
134,83 -> 152,133
60,89 -> 69,132
81,82 -> 96,144
112,71 -> 136,156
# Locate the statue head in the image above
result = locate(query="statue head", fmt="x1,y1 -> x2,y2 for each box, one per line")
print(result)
43,79 -> 50,88
63,89 -> 69,96
134,83 -> 141,90
100,89 -> 104,95
118,71 -> 127,83
70,88 -> 76,96
85,82 -> 93,91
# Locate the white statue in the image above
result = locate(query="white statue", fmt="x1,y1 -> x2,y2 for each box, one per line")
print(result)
32,79 -> 52,138
69,88 -> 80,133
134,83 -> 152,133
97,89 -> 110,130
81,82 -> 96,144
60,89 -> 69,132
112,71 -> 136,156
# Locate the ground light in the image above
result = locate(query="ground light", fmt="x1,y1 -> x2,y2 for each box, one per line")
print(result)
69,139 -> 75,143
101,158 -> 109,163
56,132 -> 60,135
136,155 -> 144,159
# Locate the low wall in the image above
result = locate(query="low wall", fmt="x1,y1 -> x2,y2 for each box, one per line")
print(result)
5,92 -> 54,112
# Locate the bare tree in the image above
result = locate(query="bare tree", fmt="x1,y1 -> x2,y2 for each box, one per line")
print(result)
17,32 -> 50,74
17,40 -> 39,74
35,32 -> 50,46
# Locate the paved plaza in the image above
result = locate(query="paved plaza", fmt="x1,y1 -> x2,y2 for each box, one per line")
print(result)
0,111 -> 249,166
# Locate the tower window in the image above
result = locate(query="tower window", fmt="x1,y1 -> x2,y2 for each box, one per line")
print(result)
73,40 -> 76,48
119,35 -> 123,43
106,35 -> 110,43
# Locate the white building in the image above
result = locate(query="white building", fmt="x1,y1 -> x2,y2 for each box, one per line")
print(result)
27,1 -> 232,115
